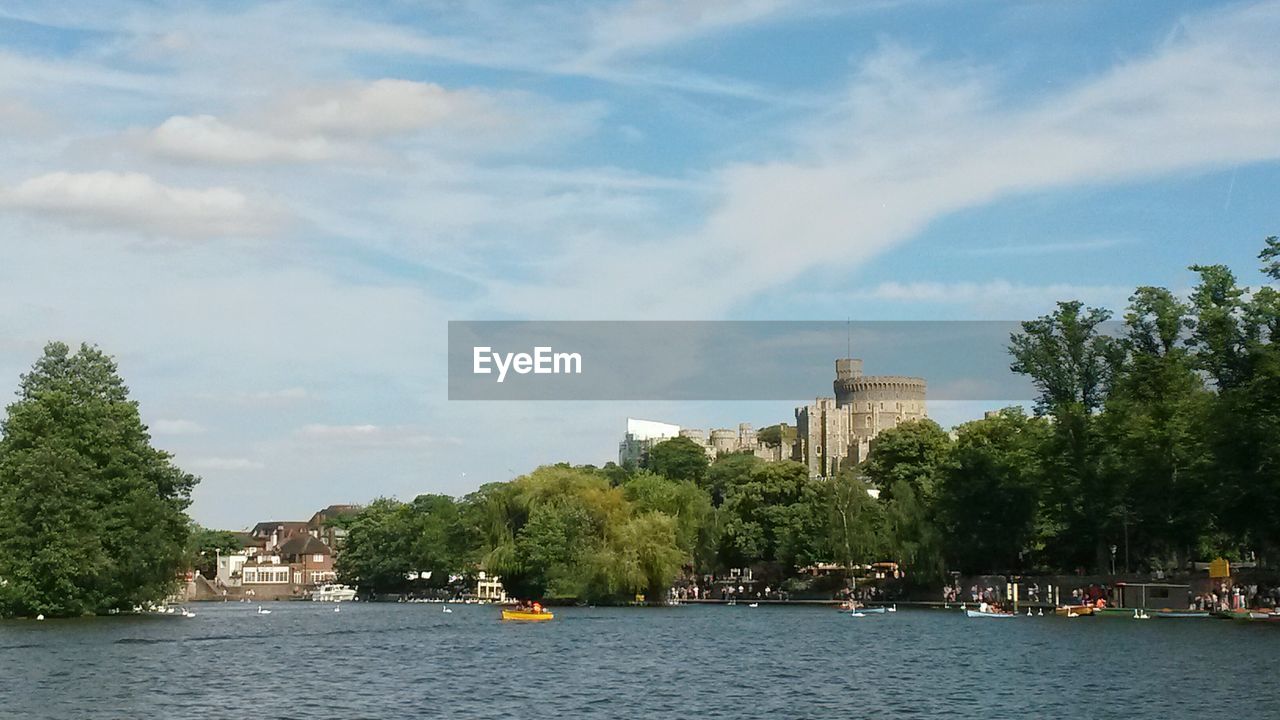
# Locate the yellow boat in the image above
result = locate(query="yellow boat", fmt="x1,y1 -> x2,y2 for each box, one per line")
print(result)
501,609 -> 554,622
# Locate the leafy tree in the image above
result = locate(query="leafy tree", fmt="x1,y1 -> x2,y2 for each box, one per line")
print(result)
717,460 -> 809,572
1099,288 -> 1212,569
188,525 -> 243,578
622,472 -> 715,568
703,452 -> 763,506
791,470 -> 883,572
861,419 -> 951,502
0,342 -> 197,617
644,436 -> 709,484
936,408 -> 1050,574
1009,302 -> 1120,571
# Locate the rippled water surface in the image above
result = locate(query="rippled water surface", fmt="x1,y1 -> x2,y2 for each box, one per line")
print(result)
2,603 -> 1277,719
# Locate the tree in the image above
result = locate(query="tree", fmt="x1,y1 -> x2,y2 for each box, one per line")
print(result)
1009,302 -> 1120,571
792,471 -> 883,572
0,342 -> 197,617
936,408 -> 1050,574
1099,287 -> 1212,569
717,460 -> 810,574
645,436 -> 709,484
861,419 -> 951,502
188,525 -> 243,579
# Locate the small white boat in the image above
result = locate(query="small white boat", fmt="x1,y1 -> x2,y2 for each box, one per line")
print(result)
857,606 -> 887,614
966,608 -> 1014,619
310,584 -> 358,602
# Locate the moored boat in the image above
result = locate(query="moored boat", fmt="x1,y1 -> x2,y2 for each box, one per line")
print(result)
966,608 -> 1014,618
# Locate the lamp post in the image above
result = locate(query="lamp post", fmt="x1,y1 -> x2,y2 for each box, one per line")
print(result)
1110,545 -> 1117,576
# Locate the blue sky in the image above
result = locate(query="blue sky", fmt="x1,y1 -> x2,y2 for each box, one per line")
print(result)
0,1 -> 1277,528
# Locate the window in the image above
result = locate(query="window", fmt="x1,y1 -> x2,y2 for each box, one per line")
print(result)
313,554 -> 324,563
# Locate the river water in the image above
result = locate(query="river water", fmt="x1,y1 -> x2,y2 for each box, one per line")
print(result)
1,602 -> 1276,719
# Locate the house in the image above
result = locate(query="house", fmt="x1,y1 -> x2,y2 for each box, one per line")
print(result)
308,504 -> 361,553
249,521 -> 311,551
277,533 -> 337,588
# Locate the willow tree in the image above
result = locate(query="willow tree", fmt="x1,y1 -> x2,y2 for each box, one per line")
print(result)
0,343 -> 197,617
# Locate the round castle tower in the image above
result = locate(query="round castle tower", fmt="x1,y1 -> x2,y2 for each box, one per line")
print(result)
833,358 -> 926,438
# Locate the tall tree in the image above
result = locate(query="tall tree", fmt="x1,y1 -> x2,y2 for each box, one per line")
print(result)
1009,301 -> 1120,571
0,342 -> 197,617
936,408 -> 1050,574
1100,287 -> 1212,569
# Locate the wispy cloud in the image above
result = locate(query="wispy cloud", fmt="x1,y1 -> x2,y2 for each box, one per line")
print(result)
0,171 -> 282,238
187,456 -> 265,471
150,418 -> 205,436
297,424 -> 462,449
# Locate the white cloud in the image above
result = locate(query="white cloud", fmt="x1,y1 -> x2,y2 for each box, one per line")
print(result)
279,79 -> 501,137
0,171 -> 280,238
138,79 -> 604,165
148,115 -> 332,164
297,423 -> 461,449
187,456 -> 265,471
151,418 -> 205,435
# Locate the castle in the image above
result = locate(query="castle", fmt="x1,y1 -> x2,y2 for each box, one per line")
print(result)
618,358 -> 927,478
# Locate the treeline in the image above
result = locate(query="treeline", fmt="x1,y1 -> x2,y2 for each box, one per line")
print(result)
339,237 -> 1280,598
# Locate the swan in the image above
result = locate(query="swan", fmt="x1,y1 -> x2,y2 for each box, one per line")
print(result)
334,606 -> 340,613
850,612 -> 866,618
257,605 -> 271,615
1037,609 -> 1044,616
443,606 -> 453,614
887,605 -> 897,613
747,602 -> 759,608
1027,608 -> 1033,616
36,614 -> 44,621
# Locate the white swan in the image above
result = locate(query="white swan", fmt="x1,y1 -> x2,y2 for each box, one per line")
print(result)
257,605 -> 271,615
850,612 -> 866,618
887,605 -> 897,613
747,602 -> 759,608
334,606 -> 340,613
443,606 -> 453,614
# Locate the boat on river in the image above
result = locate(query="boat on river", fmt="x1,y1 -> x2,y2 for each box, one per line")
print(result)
501,608 -> 554,622
1221,610 -> 1280,623
966,608 -> 1015,618
310,584 -> 358,602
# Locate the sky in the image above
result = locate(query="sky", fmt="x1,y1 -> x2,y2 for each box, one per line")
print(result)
0,0 -> 1278,529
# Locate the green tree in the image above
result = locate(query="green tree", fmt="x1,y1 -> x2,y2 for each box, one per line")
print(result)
188,525 -> 243,579
861,419 -> 951,502
1099,287 -> 1212,569
1009,301 -> 1120,571
645,436 -> 710,484
936,408 -> 1050,574
0,342 -> 197,617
